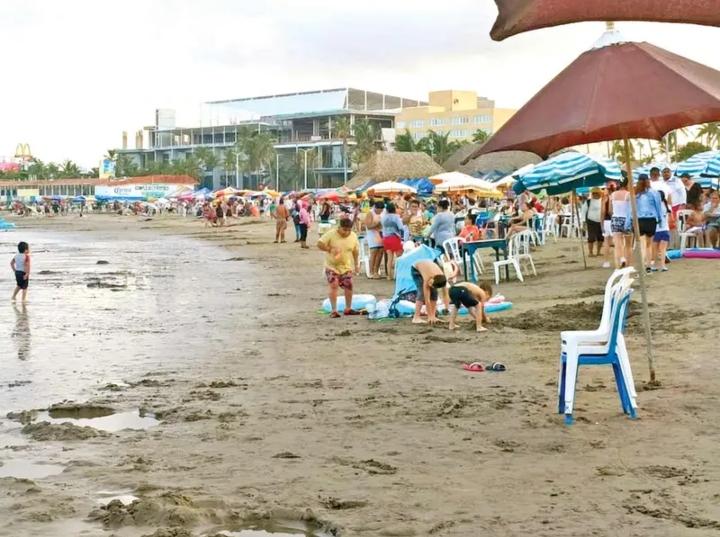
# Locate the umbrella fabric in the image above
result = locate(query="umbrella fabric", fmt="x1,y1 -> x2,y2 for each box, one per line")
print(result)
466,41 -> 720,160
491,0 -> 720,41
399,178 -> 435,197
675,150 -> 720,188
433,175 -> 503,198
365,181 -> 417,196
513,152 -> 621,195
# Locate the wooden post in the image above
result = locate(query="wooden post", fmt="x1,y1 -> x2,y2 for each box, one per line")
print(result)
623,138 -> 656,383
571,190 -> 587,269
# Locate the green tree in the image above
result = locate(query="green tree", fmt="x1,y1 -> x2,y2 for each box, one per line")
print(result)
426,130 -> 462,164
333,116 -> 352,184
609,140 -> 637,164
697,122 -> 720,149
46,162 -> 60,179
27,158 -> 47,180
60,159 -> 81,178
115,154 -> 139,177
472,129 -> 489,143
676,141 -> 710,162
245,131 -> 276,187
351,119 -> 380,165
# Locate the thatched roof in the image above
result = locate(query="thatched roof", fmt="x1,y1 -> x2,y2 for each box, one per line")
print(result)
346,151 -> 445,189
446,142 -> 541,176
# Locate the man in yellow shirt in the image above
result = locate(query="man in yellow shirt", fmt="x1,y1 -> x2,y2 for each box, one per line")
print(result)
317,218 -> 361,318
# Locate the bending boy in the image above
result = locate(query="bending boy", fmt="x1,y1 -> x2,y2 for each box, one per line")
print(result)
448,281 -> 492,332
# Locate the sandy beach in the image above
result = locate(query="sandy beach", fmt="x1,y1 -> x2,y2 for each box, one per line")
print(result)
1,214 -> 719,537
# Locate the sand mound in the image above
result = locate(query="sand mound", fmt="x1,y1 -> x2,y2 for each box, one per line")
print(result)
22,422 -> 109,441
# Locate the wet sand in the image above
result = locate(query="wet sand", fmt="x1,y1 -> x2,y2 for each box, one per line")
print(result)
1,214 -> 719,537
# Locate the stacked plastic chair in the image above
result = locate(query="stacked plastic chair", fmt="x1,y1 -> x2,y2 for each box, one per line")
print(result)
558,268 -> 638,425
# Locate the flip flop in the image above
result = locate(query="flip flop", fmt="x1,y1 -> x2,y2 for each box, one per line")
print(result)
487,362 -> 507,372
344,309 -> 362,316
329,312 -> 342,319
462,362 -> 485,373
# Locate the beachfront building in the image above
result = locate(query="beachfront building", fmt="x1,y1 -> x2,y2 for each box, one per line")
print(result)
394,90 -> 517,143
0,175 -> 196,202
116,88 -> 425,189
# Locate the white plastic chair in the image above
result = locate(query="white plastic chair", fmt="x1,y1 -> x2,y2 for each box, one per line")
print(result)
560,213 -> 580,238
493,234 -> 524,284
677,209 -> 703,252
558,276 -> 637,423
544,212 -> 559,243
514,230 -> 537,278
443,237 -> 482,277
358,237 -> 371,277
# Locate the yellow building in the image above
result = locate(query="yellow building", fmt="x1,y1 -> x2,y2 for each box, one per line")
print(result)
395,90 -> 516,142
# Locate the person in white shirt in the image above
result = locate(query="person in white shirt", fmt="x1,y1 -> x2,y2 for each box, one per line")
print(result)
662,167 -> 686,247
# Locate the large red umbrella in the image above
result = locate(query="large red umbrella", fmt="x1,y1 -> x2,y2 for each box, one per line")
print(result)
469,38 -> 720,382
466,41 -> 720,159
491,0 -> 720,41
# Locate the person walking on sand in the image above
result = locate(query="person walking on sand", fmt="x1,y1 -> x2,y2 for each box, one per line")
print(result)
317,218 -> 361,318
274,197 -> 289,243
298,201 -> 311,249
11,241 -> 31,303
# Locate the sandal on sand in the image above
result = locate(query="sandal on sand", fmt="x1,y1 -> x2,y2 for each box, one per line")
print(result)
329,312 -> 342,319
487,362 -> 507,372
344,309 -> 361,316
463,362 -> 485,373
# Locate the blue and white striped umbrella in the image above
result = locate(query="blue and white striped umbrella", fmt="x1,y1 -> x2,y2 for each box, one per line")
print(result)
513,152 -> 622,195
675,150 -> 720,189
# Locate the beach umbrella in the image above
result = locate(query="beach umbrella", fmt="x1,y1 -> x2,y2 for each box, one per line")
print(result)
490,0 -> 720,41
433,176 -> 504,198
365,181 -> 417,197
675,150 -> 720,189
469,36 -> 720,383
513,152 -> 621,195
317,191 -> 345,203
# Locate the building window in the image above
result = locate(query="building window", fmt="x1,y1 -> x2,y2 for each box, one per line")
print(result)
429,117 -> 446,127
396,121 -> 406,129
410,119 -> 425,128
413,132 -> 424,141
474,114 -> 491,123
451,116 -> 470,125
450,129 -> 468,138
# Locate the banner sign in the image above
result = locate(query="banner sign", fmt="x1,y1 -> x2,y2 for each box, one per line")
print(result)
99,159 -> 116,179
94,183 -> 188,200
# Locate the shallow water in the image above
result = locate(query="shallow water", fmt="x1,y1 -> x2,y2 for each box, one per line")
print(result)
0,459 -> 65,479
36,409 -> 159,432
0,229 -> 251,415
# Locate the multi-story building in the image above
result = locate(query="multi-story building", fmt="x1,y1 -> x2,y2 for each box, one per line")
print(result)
116,88 -> 425,189
394,90 -> 516,143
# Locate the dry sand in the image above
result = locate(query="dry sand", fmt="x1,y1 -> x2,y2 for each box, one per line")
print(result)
1,214 -> 719,537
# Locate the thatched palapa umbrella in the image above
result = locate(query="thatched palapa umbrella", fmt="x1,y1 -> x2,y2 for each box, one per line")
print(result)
345,151 -> 444,190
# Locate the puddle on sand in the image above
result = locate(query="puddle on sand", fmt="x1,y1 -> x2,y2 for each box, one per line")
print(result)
36,409 -> 159,432
0,459 -> 65,479
96,489 -> 139,505
49,406 -> 115,420
209,521 -> 332,537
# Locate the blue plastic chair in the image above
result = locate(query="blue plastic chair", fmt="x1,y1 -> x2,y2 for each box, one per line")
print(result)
558,289 -> 636,425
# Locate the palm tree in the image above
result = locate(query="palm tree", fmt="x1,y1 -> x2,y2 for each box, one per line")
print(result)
27,158 -> 47,180
697,122 -> 720,149
333,116 -> 352,184
223,148 -> 239,187
351,119 -> 380,165
472,129 -> 489,143
46,162 -> 60,180
60,159 -> 82,178
676,141 -> 710,162
426,130 -> 459,165
115,154 -> 139,177
245,131 -> 276,188
610,140 -> 637,164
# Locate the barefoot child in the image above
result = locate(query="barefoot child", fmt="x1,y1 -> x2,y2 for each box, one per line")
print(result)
410,260 -> 447,325
317,218 -> 360,318
11,241 -> 30,303
448,281 -> 492,332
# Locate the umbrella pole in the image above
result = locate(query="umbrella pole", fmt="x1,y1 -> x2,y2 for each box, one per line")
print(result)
623,138 -> 656,383
572,190 -> 587,269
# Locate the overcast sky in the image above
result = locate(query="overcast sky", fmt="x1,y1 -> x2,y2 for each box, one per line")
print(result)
1,0 -> 719,167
